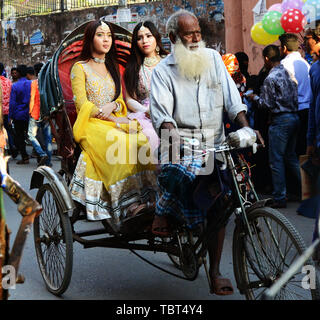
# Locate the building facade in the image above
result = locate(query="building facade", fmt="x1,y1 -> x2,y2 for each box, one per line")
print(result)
0,0 -> 225,70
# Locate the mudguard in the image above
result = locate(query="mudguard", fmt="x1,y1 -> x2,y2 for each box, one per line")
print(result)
246,198 -> 274,215
30,166 -> 75,214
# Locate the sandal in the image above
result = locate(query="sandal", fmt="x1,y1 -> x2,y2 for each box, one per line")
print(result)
210,277 -> 234,296
152,215 -> 170,237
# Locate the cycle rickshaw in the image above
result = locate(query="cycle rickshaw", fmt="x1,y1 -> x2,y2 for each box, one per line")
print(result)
30,19 -> 320,300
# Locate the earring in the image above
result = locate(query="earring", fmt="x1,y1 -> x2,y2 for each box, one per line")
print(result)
156,46 -> 160,54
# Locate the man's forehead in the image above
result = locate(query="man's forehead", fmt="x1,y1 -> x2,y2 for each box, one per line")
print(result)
178,15 -> 200,32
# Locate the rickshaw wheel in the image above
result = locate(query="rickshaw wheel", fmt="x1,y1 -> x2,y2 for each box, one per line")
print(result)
34,184 -> 73,296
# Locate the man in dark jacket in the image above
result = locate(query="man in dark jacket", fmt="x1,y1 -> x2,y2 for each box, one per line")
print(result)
8,65 -> 31,164
306,43 -> 320,261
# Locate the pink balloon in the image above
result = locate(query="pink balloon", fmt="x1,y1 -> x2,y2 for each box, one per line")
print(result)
268,3 -> 282,12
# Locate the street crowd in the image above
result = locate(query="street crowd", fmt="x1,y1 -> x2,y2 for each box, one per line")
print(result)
0,63 -> 52,166
0,10 -> 320,295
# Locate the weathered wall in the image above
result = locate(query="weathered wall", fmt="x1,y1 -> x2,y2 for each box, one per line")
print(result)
224,0 -> 279,75
0,0 -> 225,72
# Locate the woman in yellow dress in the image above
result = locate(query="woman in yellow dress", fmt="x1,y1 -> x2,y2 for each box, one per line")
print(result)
69,20 -> 157,231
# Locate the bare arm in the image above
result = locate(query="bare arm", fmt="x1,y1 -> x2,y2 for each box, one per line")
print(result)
126,92 -> 148,113
234,111 -> 249,128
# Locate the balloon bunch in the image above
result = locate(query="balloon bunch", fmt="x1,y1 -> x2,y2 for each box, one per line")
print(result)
251,0 -> 320,45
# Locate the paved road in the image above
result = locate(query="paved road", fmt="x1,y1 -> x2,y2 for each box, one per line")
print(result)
3,146 -> 317,300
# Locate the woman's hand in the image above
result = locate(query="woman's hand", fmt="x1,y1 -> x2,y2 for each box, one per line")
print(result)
116,118 -> 139,134
95,102 -> 117,120
115,117 -> 130,124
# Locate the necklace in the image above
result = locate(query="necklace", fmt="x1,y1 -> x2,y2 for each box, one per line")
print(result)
143,55 -> 161,67
92,57 -> 105,64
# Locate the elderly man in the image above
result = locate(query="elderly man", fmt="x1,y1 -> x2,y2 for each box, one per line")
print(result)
149,10 -> 259,295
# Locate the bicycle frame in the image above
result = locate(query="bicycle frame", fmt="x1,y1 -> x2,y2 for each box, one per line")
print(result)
191,145 -> 267,274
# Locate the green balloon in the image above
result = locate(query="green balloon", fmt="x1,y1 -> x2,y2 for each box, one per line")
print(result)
262,11 -> 285,35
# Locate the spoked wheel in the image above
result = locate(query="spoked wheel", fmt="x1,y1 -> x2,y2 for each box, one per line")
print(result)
163,230 -> 199,280
34,184 -> 73,296
233,207 -> 320,300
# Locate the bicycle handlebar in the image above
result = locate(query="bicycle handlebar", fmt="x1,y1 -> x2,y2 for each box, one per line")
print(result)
182,143 -> 264,156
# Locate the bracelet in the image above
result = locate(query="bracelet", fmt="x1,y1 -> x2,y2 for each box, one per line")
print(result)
114,102 -> 121,113
116,123 -> 120,128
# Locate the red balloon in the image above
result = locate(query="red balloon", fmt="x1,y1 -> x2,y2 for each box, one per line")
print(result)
280,9 -> 307,33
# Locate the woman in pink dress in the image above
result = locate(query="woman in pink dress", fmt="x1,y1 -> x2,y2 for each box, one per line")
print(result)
124,21 -> 168,160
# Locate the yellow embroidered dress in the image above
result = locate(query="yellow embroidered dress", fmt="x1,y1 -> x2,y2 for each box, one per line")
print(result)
69,61 -> 157,227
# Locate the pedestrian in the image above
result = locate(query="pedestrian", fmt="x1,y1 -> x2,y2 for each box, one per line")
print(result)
221,53 -> 247,135
0,63 -> 17,158
28,62 -> 53,166
306,38 -> 320,261
10,67 -> 18,83
150,9 -> 260,295
235,51 -> 250,80
26,66 -> 37,81
249,45 -> 301,208
222,53 -> 247,97
8,64 -> 31,164
280,33 -> 312,157
304,27 -> 320,64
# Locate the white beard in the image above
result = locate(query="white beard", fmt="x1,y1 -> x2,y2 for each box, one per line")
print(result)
173,39 -> 212,80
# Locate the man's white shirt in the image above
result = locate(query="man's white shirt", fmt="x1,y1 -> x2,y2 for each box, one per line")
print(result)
281,51 -> 312,111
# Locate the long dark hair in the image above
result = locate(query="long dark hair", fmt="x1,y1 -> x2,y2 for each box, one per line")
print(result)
80,20 -> 120,100
124,21 -> 168,99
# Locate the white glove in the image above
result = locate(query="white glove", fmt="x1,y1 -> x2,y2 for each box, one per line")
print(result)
227,127 -> 257,148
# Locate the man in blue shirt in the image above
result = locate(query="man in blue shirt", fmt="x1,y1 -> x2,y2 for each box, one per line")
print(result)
9,65 -> 31,164
280,33 -> 312,157
250,45 -> 301,208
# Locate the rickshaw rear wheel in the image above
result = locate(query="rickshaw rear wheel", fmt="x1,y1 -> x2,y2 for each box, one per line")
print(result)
34,184 -> 73,296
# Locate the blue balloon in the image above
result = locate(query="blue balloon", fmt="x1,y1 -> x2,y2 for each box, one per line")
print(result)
303,0 -> 320,23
